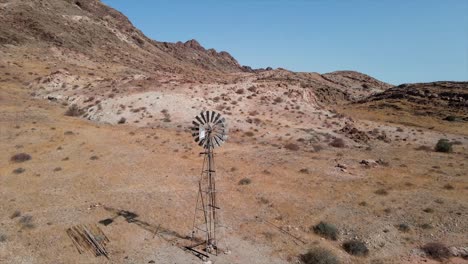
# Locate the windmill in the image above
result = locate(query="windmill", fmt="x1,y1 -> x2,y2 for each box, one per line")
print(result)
189,110 -> 228,257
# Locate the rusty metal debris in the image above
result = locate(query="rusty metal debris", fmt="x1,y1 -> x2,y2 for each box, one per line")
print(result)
66,224 -> 110,258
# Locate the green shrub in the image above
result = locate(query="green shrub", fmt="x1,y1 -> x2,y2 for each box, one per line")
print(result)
435,139 -> 452,153
312,221 -> 338,240
300,247 -> 339,264
343,240 -> 369,256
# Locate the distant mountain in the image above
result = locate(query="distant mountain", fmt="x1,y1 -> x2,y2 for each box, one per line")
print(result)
0,0 -> 245,75
0,0 -> 395,106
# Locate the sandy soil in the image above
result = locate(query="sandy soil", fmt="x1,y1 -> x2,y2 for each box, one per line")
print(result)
1,74 -> 467,264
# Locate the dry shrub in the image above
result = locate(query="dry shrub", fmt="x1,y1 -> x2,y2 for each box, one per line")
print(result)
247,86 -> 257,92
312,221 -> 338,240
238,178 -> 251,185
10,153 -> 31,163
274,97 -> 283,103
342,240 -> 369,256
299,247 -> 339,264
10,211 -> 21,219
65,104 -> 84,116
435,139 -> 452,153
397,223 -> 410,232
284,143 -> 300,151
244,131 -> 254,137
13,168 -> 25,174
415,145 -> 432,151
443,184 -> 454,190
118,117 -> 126,124
329,138 -> 346,148
19,215 -> 34,229
235,88 -> 245,94
421,242 -> 451,260
374,189 -> 388,195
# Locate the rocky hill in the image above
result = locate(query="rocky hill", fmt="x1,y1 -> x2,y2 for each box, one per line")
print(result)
0,0 -> 245,78
358,81 -> 468,120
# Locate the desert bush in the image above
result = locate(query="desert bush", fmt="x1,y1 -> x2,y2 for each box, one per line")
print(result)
435,139 -> 452,153
238,178 -> 251,185
420,223 -> 433,230
397,223 -> 410,232
329,138 -> 346,148
53,167 -> 62,172
284,143 -> 300,151
299,168 -> 310,174
19,215 -> 34,229
421,242 -> 451,260
118,117 -> 126,124
0,234 -> 6,242
10,153 -> 31,163
312,221 -> 338,240
423,208 -> 434,213
10,210 -> 21,219
374,189 -> 388,195
65,104 -> 84,116
12,167 -> 25,174
342,240 -> 369,256
443,115 -> 457,122
90,155 -> 99,160
415,145 -> 432,151
244,131 -> 254,137
247,86 -> 257,92
312,144 -> 324,152
235,88 -> 245,94
274,97 -> 283,103
299,247 -> 339,264
443,184 -> 454,190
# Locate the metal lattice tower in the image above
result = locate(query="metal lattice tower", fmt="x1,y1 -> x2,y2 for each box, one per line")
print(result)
189,110 -> 228,256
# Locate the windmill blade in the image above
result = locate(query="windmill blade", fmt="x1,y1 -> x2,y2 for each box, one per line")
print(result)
210,111 -> 216,123
192,120 -> 200,127
205,111 -> 210,123
198,138 -> 205,147
215,117 -> 226,125
213,112 -> 221,124
195,115 -> 204,125
200,112 -> 207,123
213,135 -> 222,147
214,134 -> 225,144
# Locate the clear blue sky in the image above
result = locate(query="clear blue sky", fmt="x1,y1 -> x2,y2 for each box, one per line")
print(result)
102,0 -> 468,85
